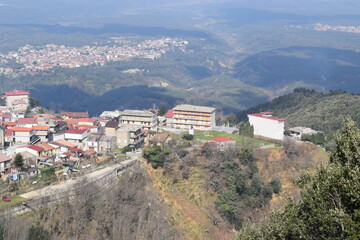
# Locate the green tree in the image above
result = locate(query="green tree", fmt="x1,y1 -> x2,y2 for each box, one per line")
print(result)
121,145 -> 134,154
236,117 -> 360,240
182,133 -> 194,141
239,122 -> 254,138
14,153 -> 24,169
143,146 -> 170,169
27,224 -> 50,240
158,105 -> 166,116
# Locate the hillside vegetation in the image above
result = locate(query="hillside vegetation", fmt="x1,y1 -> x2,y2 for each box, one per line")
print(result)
237,88 -> 360,133
236,118 -> 360,240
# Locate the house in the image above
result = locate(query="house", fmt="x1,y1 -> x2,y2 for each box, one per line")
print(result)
99,110 -> 121,120
248,112 -> 285,141
74,125 -> 99,133
116,126 -> 144,149
77,118 -> 98,126
64,129 -> 88,143
17,151 -> 37,167
32,125 -> 51,142
17,118 -> 37,128
4,129 -> 13,147
5,90 -> 30,112
0,113 -> 11,122
85,133 -> 102,152
150,133 -> 170,146
16,145 -> 45,158
12,127 -> 40,145
37,142 -> 57,156
289,127 -> 319,139
165,109 -> 174,127
207,137 -> 236,151
173,104 -> 216,130
61,111 -> 89,119
0,127 -> 4,149
54,121 -> 67,133
104,121 -> 119,137
85,133 -> 116,154
36,116 -> 58,133
120,110 -> 158,131
0,153 -> 12,178
99,135 -> 116,154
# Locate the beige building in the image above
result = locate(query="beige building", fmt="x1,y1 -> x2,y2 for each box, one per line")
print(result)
5,90 -> 30,112
120,110 -> 158,131
173,104 -> 216,130
116,126 -> 144,149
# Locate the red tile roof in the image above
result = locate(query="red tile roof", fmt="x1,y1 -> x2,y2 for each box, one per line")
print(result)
26,145 -> 44,152
5,90 -> 29,96
78,118 -> 97,123
65,129 -> 88,134
5,129 -> 13,136
165,109 -> 174,118
17,118 -> 37,124
74,125 -> 98,129
38,143 -> 55,150
3,122 -> 16,126
69,147 -> 83,152
12,127 -> 33,132
209,137 -> 234,142
248,113 -> 285,122
32,125 -> 50,131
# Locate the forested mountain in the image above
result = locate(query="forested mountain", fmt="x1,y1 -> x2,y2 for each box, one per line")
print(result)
234,47 -> 360,94
236,88 -> 360,133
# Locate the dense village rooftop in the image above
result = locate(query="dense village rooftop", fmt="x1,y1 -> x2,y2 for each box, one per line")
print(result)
173,104 -> 216,113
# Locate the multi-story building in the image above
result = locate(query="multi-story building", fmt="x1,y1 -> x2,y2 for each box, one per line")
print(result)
247,112 -> 285,141
12,127 -> 40,145
116,126 -> 144,149
173,104 -> 216,130
5,90 -> 30,112
120,110 -> 158,131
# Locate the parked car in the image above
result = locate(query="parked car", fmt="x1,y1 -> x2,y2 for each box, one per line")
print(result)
2,196 -> 11,202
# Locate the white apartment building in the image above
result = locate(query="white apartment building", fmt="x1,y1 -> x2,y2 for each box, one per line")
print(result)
248,112 -> 285,140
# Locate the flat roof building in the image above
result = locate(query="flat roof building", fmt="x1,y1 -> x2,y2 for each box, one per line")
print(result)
248,112 -> 285,140
173,104 -> 216,130
120,110 -> 158,131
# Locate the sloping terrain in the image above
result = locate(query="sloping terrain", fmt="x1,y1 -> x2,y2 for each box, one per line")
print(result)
237,89 -> 360,133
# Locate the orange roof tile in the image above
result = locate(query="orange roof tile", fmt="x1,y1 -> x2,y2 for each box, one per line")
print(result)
12,127 -> 32,132
32,125 -> 50,131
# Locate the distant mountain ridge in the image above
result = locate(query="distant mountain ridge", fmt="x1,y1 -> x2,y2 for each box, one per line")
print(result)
236,88 -> 360,133
233,46 -> 360,94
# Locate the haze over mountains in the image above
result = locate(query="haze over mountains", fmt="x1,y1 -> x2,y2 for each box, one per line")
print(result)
1,0 -> 360,114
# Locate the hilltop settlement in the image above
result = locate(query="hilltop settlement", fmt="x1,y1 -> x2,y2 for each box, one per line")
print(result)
0,89 -> 321,184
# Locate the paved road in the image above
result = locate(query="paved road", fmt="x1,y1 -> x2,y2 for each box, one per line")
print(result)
20,158 -> 137,200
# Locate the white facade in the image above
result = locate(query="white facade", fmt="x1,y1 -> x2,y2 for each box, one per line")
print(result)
248,113 -> 285,141
5,90 -> 30,112
13,129 -> 35,144
64,131 -> 88,142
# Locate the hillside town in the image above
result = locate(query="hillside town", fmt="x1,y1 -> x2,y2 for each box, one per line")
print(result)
313,23 -> 360,34
0,37 -> 188,75
0,90 -> 225,182
0,89 -> 323,193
